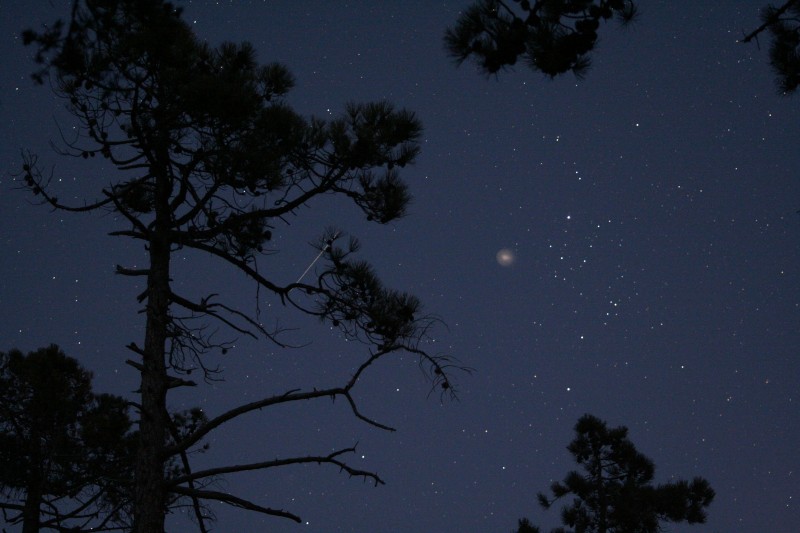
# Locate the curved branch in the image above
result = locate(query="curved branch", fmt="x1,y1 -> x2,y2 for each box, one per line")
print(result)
165,382 -> 396,459
168,486 -> 302,523
17,151 -> 119,212
165,407 -> 210,533
167,445 -> 384,488
163,388 -> 334,457
169,290 -> 259,340
177,239 -> 288,296
0,501 -> 25,512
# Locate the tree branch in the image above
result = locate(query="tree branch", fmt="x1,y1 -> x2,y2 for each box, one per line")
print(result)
741,0 -> 800,42
168,486 -> 302,523
16,151 -> 119,212
178,238 -> 289,296
165,407 -> 210,533
164,384 -> 395,459
166,445 -> 385,487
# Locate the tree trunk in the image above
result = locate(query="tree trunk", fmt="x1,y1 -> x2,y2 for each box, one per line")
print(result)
22,438 -> 43,533
133,169 -> 172,532
21,474 -> 42,533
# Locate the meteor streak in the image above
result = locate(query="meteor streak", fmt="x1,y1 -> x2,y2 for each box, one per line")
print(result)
296,231 -> 341,283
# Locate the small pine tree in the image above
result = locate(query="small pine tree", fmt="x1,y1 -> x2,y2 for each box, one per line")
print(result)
0,345 -> 136,531
530,414 -> 714,533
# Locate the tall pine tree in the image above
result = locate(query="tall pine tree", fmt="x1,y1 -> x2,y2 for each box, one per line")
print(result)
20,1 -> 462,530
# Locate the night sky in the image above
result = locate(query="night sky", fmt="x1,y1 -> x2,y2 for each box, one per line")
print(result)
1,1 -> 799,532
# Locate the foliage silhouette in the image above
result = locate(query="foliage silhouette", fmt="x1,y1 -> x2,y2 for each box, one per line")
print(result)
444,0 -> 638,78
741,0 -> 800,94
19,0 -> 463,531
514,517 -> 541,533
0,345 -> 135,532
518,414 -> 715,533
446,0 -> 800,94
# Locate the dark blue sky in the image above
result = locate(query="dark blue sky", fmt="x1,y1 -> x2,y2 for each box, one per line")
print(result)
1,1 -> 798,531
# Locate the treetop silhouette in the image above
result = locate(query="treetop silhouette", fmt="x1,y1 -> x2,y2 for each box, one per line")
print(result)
518,414 -> 715,533
444,0 -> 638,78
446,0 -> 800,94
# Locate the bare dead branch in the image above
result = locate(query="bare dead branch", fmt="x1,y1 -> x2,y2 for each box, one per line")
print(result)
115,265 -> 151,276
178,239 -> 289,297
165,408 -> 211,533
168,486 -> 302,523
169,290 -> 259,340
167,445 -> 384,488
165,383 -> 395,459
